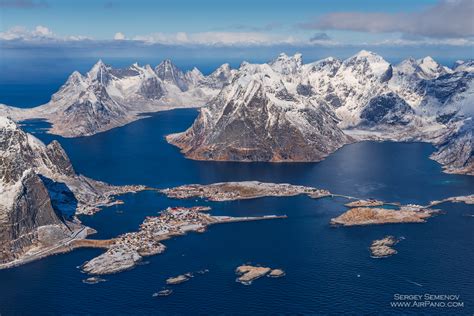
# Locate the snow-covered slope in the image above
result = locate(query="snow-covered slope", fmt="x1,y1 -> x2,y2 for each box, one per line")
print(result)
167,51 -> 472,174
0,116 -> 144,263
0,52 -> 472,174
167,55 -> 351,162
453,60 -> 474,73
325,50 -> 394,127
0,60 -> 233,137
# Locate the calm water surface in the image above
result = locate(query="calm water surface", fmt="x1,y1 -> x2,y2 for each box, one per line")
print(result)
1,109 -> 473,315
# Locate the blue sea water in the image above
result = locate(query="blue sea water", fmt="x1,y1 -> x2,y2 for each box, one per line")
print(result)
0,84 -> 473,314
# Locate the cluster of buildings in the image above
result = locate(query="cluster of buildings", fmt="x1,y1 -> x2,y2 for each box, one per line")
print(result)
112,206 -> 214,256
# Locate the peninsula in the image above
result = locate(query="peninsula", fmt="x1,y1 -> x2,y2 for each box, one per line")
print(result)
428,194 -> 474,207
81,206 -> 286,275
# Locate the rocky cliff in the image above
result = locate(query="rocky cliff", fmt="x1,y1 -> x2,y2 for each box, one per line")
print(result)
0,116 -> 141,263
167,55 -> 351,162
167,51 -> 473,174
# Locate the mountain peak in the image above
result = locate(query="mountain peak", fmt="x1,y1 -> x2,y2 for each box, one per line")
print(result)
0,116 -> 18,131
215,63 -> 231,72
416,56 -> 451,79
87,59 -> 110,83
352,50 -> 378,59
190,67 -> 203,75
155,59 -> 188,91
65,71 -> 84,84
417,56 -> 436,64
157,59 -> 177,69
454,59 -> 474,72
344,50 -> 390,79
270,52 -> 303,74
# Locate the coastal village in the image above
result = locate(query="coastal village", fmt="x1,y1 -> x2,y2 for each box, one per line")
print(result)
81,206 -> 286,275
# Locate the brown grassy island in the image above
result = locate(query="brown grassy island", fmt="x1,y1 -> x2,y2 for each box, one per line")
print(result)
370,236 -> 401,258
235,265 -> 285,285
331,205 -> 440,226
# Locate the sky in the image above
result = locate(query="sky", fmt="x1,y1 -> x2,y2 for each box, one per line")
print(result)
0,0 -> 473,64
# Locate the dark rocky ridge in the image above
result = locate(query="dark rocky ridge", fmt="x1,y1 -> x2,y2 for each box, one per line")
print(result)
0,117 -> 142,264
167,60 -> 351,162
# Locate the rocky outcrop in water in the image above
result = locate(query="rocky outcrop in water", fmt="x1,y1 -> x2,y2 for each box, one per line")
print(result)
235,265 -> 285,285
370,236 -> 401,258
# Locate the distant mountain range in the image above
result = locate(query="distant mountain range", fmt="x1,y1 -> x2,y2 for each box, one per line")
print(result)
0,52 -> 472,175
0,59 -> 234,137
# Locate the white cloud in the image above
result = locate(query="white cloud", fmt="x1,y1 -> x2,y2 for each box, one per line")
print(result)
132,31 -> 302,46
33,25 -> 52,37
0,25 -> 54,40
374,37 -> 474,47
301,0 -> 474,39
113,32 -> 125,40
0,25 -> 90,41
1,23 -> 472,49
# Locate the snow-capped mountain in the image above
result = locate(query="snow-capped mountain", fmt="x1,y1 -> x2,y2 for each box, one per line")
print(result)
0,60 -> 233,137
0,117 -> 140,263
416,56 -> 452,79
0,116 -> 68,264
167,55 -> 351,162
155,59 -> 189,92
0,51 -> 472,174
419,71 -> 474,175
167,51 -> 473,174
320,50 -> 394,127
453,60 -> 474,73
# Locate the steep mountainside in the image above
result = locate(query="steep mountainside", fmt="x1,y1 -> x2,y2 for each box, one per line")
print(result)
0,60 -> 234,137
0,52 -> 472,174
0,117 -> 141,263
167,51 -> 473,174
167,55 -> 351,162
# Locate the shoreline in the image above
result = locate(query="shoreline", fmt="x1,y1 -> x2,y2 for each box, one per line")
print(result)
1,177 -> 471,271
80,207 -> 287,275
11,105 -> 473,177
0,226 -> 107,270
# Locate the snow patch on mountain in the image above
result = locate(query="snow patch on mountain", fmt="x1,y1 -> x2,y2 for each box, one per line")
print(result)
0,60 -> 233,137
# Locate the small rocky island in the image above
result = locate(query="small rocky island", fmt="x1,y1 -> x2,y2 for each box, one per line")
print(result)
331,205 -> 439,226
344,199 -> 385,207
370,236 -> 401,258
82,207 -> 286,275
166,273 -> 192,285
161,181 -> 331,201
235,265 -> 285,285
